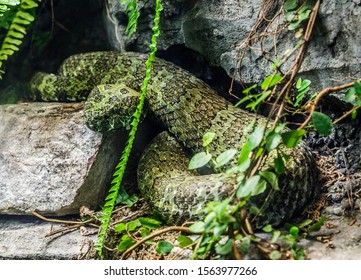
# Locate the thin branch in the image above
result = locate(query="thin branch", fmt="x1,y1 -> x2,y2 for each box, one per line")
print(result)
298,79 -> 361,129
45,224 -> 82,237
333,105 -> 361,125
32,211 -> 93,225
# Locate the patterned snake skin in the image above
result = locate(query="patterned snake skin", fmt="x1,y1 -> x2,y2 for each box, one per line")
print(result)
29,52 -> 317,227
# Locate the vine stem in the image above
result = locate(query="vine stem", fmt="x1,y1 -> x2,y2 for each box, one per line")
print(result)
121,226 -> 192,259
248,0 -> 320,180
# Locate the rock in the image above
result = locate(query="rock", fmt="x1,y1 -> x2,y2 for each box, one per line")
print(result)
0,102 -> 124,216
0,215 -> 97,259
105,0 -> 361,104
302,215 -> 361,260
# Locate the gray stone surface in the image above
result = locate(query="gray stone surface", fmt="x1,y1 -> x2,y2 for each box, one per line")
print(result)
0,102 -> 123,216
303,215 -> 361,260
106,0 -> 361,94
0,215 -> 96,259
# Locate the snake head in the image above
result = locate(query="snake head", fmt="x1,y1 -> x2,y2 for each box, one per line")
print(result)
84,84 -> 146,132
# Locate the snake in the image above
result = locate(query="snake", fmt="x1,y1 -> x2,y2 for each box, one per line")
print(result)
29,51 -> 317,228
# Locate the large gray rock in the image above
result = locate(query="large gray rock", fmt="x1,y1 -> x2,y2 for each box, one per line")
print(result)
105,0 -> 361,93
0,215 -> 97,259
0,102 -> 123,216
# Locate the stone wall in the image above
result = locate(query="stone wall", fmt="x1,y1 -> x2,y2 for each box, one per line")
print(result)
105,0 -> 361,95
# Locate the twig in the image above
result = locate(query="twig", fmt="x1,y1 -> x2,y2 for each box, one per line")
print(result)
32,210 -> 93,225
45,224 -> 82,237
333,105 -> 361,125
121,226 -> 192,259
298,79 -> 361,129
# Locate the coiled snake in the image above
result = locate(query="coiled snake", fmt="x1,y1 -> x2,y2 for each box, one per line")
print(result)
30,52 -> 317,227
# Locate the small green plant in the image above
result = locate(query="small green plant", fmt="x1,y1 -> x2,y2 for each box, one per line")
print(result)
120,0 -> 140,39
0,0 -> 39,78
115,217 -> 164,252
284,0 -> 315,31
95,0 -> 163,258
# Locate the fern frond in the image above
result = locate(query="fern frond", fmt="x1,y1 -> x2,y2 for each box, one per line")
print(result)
120,0 -> 140,39
0,0 -> 39,78
95,0 -> 163,259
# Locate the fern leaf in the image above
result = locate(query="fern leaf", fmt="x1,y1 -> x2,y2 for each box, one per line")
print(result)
95,0 -> 163,258
0,0 -> 39,78
120,0 -> 140,39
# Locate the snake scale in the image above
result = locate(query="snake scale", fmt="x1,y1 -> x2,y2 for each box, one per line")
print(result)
29,51 -> 317,227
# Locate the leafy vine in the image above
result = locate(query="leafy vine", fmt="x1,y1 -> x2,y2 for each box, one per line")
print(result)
95,0 -> 163,258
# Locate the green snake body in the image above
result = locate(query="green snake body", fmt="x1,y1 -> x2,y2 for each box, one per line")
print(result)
30,52 -> 317,227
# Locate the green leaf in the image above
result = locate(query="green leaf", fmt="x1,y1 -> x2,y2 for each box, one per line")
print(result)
271,230 -> 281,243
289,226 -> 299,238
284,0 -> 298,11
242,84 -> 257,94
294,92 -> 305,107
270,250 -> 282,260
235,94 -> 255,107
260,171 -> 279,190
17,10 -> 34,21
308,216 -> 326,232
202,132 -> 216,147
189,221 -> 205,233
261,74 -> 282,90
177,235 -> 193,248
249,205 -> 260,215
140,228 -> 151,239
1,43 -> 19,51
22,0 -> 38,9
215,239 -> 233,255
298,219 -> 313,228
213,224 -> 228,238
238,142 -> 251,164
237,176 -> 259,198
354,81 -> 361,96
117,235 -> 136,251
8,30 -> 24,39
312,112 -> 333,136
246,90 -> 272,111
345,87 -> 356,103
262,224 -> 273,232
126,219 -> 141,231
1,0 -> 20,6
156,241 -> 174,254
282,129 -> 307,148
288,20 -> 301,30
274,155 -> 285,175
188,152 -> 212,170
248,125 -> 265,150
266,131 -> 282,151
114,223 -> 126,232
139,217 -> 162,230
4,36 -> 22,45
352,110 -> 358,119
294,79 -> 311,106
299,79 -> 311,92
237,175 -> 267,198
299,9 -> 311,21
215,148 -> 237,168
